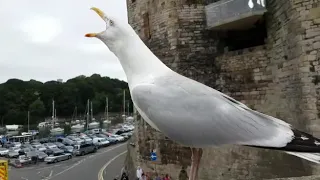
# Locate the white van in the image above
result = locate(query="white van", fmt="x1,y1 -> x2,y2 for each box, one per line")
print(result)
92,138 -> 110,147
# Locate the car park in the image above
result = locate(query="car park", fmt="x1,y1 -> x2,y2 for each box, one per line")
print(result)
4,124 -> 134,169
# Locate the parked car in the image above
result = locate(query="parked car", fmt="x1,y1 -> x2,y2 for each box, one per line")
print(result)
17,155 -> 32,165
80,137 -> 93,144
74,143 -> 97,156
92,137 -> 110,147
105,137 -> 117,144
44,150 -> 72,163
26,151 -> 48,162
7,151 -> 19,158
18,148 -> 35,155
21,143 -> 33,149
32,144 -> 46,152
0,148 -> 9,156
100,133 -> 118,143
58,138 -> 74,146
60,146 -> 74,154
9,146 -> 21,153
39,138 -> 49,144
43,143 -> 57,149
73,138 -> 84,145
110,134 -> 125,142
45,147 -> 61,155
13,142 -> 22,148
54,142 -> 65,148
97,134 -> 118,144
3,142 -> 14,148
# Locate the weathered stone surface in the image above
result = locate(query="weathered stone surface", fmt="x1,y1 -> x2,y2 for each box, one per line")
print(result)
126,0 -> 320,179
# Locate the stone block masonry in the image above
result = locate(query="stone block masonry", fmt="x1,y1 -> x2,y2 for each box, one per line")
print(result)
126,0 -> 320,179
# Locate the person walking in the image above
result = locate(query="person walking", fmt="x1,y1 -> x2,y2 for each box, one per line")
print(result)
136,166 -> 143,180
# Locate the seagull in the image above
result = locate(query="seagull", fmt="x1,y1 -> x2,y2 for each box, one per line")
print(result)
85,7 -> 320,180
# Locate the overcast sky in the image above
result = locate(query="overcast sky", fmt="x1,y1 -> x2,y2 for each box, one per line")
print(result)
0,0 -> 128,83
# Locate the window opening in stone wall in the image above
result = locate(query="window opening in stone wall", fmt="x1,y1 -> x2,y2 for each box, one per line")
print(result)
142,13 -> 151,40
131,0 -> 136,3
221,16 -> 267,52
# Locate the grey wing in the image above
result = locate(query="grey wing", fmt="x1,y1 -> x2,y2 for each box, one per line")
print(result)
131,81 -> 293,148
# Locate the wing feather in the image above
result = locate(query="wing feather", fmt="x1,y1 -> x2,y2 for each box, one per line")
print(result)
131,75 -> 294,148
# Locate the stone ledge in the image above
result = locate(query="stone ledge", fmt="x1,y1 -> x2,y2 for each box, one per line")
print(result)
266,175 -> 320,180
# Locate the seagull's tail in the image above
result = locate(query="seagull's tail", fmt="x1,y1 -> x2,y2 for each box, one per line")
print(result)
285,152 -> 320,164
247,129 -> 320,164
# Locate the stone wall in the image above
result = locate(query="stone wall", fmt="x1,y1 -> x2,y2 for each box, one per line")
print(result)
126,0 -> 320,179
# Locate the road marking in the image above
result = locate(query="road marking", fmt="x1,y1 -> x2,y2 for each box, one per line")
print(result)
36,164 -> 61,171
21,177 -> 28,180
47,143 -> 126,179
98,150 -> 127,180
49,170 -> 53,177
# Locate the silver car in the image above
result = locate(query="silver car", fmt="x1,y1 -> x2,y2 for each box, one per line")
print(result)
0,148 -> 9,156
7,150 -> 19,158
44,149 -> 72,163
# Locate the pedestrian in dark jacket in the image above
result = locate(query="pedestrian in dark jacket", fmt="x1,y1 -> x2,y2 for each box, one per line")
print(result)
121,172 -> 129,180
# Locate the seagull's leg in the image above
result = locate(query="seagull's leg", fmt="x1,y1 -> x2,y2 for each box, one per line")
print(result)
189,148 -> 203,180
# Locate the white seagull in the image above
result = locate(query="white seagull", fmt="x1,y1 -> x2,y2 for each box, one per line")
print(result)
85,7 -> 320,180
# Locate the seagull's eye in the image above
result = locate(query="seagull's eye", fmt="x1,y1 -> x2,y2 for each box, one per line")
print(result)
109,20 -> 114,26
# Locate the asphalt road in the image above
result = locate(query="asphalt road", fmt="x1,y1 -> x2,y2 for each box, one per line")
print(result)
8,143 -> 127,180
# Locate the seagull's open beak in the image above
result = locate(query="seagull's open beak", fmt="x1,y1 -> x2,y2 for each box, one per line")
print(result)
85,7 -> 106,38
85,33 -> 97,38
90,7 -> 106,20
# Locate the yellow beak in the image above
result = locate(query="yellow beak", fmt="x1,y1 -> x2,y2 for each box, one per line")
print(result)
90,7 -> 106,20
85,33 -> 98,38
85,7 -> 106,38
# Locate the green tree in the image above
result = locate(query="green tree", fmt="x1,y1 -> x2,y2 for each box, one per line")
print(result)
29,98 -> 46,117
0,74 -> 131,125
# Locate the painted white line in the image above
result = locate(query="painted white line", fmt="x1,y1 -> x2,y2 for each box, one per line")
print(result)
49,170 -> 53,177
36,164 -> 61,171
47,143 -> 126,179
98,150 -> 127,180
21,177 -> 28,180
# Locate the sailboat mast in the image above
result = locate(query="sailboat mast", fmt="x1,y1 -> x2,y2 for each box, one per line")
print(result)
52,99 -> 55,129
127,102 -> 129,117
27,111 -> 30,132
86,99 -> 89,130
90,101 -> 93,121
106,97 -> 109,120
123,90 -> 126,123
133,105 -> 137,121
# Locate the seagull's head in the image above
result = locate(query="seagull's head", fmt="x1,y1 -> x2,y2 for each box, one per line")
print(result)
85,7 -> 132,50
